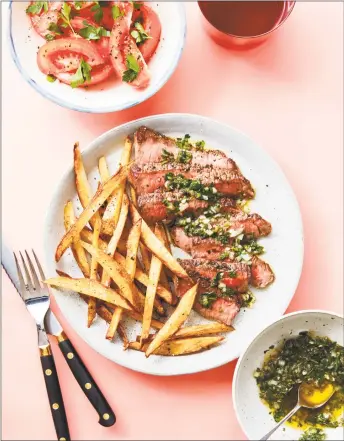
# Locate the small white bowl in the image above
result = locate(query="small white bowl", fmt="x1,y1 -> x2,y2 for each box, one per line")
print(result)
233,310 -> 344,441
8,1 -> 186,113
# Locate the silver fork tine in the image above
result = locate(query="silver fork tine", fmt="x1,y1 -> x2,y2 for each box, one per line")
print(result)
25,250 -> 41,291
19,251 -> 34,291
32,249 -> 46,281
14,252 -> 27,299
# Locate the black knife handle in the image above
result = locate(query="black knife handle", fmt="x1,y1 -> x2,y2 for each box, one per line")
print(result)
57,335 -> 116,427
40,347 -> 70,441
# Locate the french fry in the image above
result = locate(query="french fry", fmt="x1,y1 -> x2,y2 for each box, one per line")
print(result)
88,215 -> 102,327
145,283 -> 198,357
114,252 -> 173,304
128,336 -> 224,356
106,307 -> 123,341
55,165 -> 128,261
45,277 -> 133,310
101,194 -> 129,287
137,323 -> 234,342
81,241 -> 141,310
129,203 -> 188,279
63,201 -> 90,278
74,143 -> 101,229
125,219 -> 142,280
98,156 -> 110,182
117,323 -> 129,348
80,228 -> 108,251
102,139 -> 132,235
125,310 -> 164,330
159,224 -> 178,304
140,224 -> 165,346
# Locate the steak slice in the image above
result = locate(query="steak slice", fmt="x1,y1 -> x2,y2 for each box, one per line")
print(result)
171,229 -> 274,288
137,191 -> 236,223
176,273 -> 241,327
129,162 -> 254,198
133,126 -> 238,170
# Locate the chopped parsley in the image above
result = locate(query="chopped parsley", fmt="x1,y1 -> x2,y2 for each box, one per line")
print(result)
78,21 -> 110,40
131,21 -> 151,45
176,149 -> 193,164
45,34 -> 55,41
195,140 -> 205,150
199,292 -> 217,309
70,59 -> 92,88
122,54 -> 141,83
112,4 -> 124,20
299,429 -> 326,441
48,22 -> 63,35
46,74 -> 56,83
176,134 -> 192,150
26,1 -> 49,15
255,332 -> 344,430
161,149 -> 175,165
91,2 -> 104,24
60,2 -> 76,35
164,173 -> 219,201
133,1 -> 143,10
74,1 -> 85,10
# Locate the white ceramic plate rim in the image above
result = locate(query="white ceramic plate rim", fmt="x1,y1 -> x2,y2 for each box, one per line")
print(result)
43,113 -> 304,376
232,309 -> 344,440
7,1 -> 187,113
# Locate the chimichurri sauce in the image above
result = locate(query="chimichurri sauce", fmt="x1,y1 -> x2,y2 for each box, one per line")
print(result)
254,332 -> 344,431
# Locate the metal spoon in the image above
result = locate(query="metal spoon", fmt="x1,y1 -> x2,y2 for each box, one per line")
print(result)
260,382 -> 335,440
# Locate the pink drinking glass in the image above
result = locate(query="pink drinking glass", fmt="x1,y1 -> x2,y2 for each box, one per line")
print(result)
198,1 -> 296,49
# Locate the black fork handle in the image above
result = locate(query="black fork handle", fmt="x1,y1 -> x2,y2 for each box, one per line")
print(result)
40,346 -> 70,441
57,333 -> 116,427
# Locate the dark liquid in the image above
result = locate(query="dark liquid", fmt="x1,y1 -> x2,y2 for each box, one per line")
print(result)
199,1 -> 285,37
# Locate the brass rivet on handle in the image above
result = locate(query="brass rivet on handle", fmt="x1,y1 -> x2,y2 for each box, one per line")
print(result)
52,403 -> 59,410
67,352 -> 74,359
45,369 -> 52,376
85,383 -> 92,390
59,438 -> 66,440
103,413 -> 110,420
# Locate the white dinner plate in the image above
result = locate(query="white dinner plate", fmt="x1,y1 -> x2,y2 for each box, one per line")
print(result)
233,310 -> 344,441
44,113 -> 304,376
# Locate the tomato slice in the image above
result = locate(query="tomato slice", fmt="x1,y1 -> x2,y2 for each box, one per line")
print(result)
37,38 -> 104,75
132,4 -> 161,62
55,63 -> 113,86
109,2 -> 150,89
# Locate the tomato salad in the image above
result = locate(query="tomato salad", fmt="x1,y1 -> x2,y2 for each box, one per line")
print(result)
26,1 -> 161,89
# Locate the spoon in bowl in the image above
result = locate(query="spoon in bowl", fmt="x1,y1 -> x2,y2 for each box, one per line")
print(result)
260,382 -> 335,440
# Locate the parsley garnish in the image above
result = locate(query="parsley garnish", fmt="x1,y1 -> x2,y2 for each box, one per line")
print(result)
60,2 -> 76,35
161,149 -> 175,165
74,1 -> 84,10
211,272 -> 223,288
176,134 -> 192,150
78,21 -> 110,40
199,292 -> 217,309
131,21 -> 151,45
48,22 -> 63,35
176,149 -> 192,164
70,59 -> 92,88
26,1 -> 49,15
90,2 -> 104,23
122,54 -> 141,83
133,2 -> 143,10
195,140 -> 205,150
228,270 -> 237,278
45,34 -> 55,41
112,5 -> 124,20
46,74 -> 56,83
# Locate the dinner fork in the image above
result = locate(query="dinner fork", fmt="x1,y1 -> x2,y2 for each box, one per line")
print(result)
14,250 -> 70,441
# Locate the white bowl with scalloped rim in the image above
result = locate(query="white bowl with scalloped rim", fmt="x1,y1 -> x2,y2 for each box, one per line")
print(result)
8,1 -> 186,113
233,310 -> 344,441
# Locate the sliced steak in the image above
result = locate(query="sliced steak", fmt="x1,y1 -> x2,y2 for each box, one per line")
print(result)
129,162 -> 254,198
179,258 -> 250,293
137,191 -> 236,223
176,275 -> 241,326
133,126 -> 238,170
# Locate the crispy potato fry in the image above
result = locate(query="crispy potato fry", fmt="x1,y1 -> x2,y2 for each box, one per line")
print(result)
88,215 -> 102,327
81,241 -> 142,311
129,203 -> 188,279
129,185 -> 137,206
117,323 -> 129,348
137,323 -> 233,342
160,224 -> 178,305
55,165 -> 128,261
63,201 -> 90,278
45,277 -> 133,310
128,336 -> 224,356
80,227 -> 108,251
145,283 -> 198,357
125,310 -> 164,330
114,252 -> 173,304
140,224 -> 165,346
126,219 -> 142,280
106,307 -> 123,340
98,156 -> 110,183
74,143 -> 101,229
101,139 -> 132,235
101,194 -> 129,287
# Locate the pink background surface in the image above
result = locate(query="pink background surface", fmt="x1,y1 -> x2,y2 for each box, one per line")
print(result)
2,2 -> 343,440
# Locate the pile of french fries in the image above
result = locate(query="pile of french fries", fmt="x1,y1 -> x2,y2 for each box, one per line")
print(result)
46,138 -> 233,357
